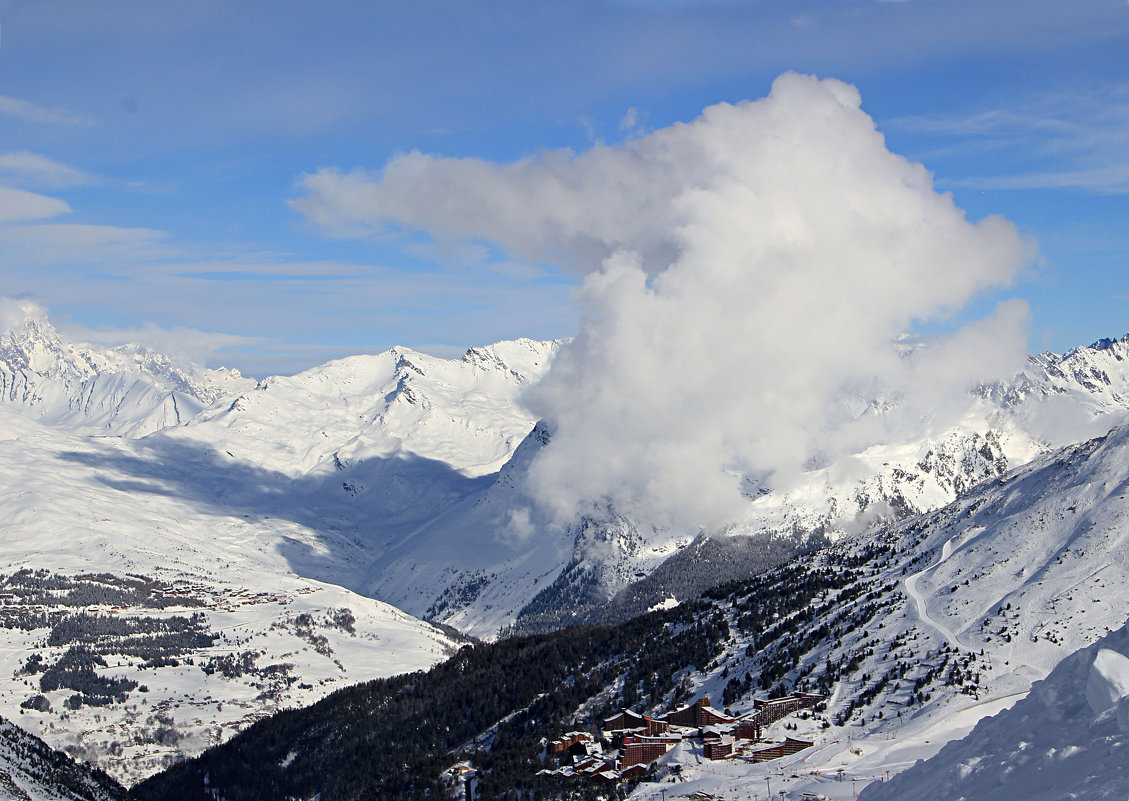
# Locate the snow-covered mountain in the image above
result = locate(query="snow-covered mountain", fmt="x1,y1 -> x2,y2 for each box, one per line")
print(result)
992,333 -> 1129,413
0,716 -> 126,801
0,310 -> 560,784
645,420 -> 1129,800
176,337 -> 555,478
360,335 -> 1129,639
7,302 -> 1129,646
8,302 -> 1129,791
0,307 -> 251,437
0,405 -> 461,784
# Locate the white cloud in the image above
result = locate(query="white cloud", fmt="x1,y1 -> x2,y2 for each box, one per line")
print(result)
295,73 -> 1032,529
0,95 -> 95,127
0,296 -> 51,334
0,186 -> 71,222
620,107 -> 639,132
890,85 -> 1129,194
0,151 -> 96,188
60,319 -> 265,372
0,222 -> 170,263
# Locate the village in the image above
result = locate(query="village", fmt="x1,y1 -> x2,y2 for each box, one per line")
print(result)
536,692 -> 824,785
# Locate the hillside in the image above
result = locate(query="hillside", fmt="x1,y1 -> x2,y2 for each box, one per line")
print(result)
6,305 -> 1129,789
362,334 -> 1129,639
0,405 -> 462,784
133,422 -> 1129,800
6,304 -> 1129,645
0,716 -> 126,801
859,622 -> 1129,801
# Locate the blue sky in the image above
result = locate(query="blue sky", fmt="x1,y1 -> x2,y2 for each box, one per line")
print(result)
0,0 -> 1126,376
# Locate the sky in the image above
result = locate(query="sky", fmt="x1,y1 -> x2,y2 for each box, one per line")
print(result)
0,0 -> 1127,378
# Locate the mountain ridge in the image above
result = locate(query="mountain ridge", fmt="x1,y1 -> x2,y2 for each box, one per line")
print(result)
6,306 -> 1129,643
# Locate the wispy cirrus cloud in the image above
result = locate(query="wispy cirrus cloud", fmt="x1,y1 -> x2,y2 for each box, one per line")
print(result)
0,186 -> 71,222
0,222 -> 171,264
891,85 -> 1129,194
61,318 -> 267,371
950,164 -> 1129,195
0,151 -> 97,188
0,94 -> 95,127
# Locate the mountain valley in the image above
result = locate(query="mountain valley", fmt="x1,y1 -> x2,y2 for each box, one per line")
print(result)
3,307 -> 1129,797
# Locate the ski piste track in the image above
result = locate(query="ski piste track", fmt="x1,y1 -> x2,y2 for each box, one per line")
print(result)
904,534 -> 970,652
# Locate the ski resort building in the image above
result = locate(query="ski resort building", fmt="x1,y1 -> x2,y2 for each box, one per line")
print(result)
660,695 -> 734,728
602,709 -> 646,731
544,692 -> 822,784
747,737 -> 814,762
617,734 -> 682,769
549,731 -> 594,754
751,693 -> 822,724
733,720 -> 762,740
703,736 -> 735,760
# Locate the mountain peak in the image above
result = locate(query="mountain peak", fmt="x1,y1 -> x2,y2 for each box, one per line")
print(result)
0,306 -> 252,436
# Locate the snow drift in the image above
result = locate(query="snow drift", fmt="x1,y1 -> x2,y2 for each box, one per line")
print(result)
860,621 -> 1129,801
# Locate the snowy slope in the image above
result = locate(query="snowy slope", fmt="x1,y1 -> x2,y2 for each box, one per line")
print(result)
175,338 -> 556,478
8,299 -> 1129,645
620,423 -> 1129,800
0,406 -> 460,785
8,302 -> 1129,793
0,312 -> 563,781
127,421 -> 1129,801
858,624 -> 1129,801
0,717 -> 125,801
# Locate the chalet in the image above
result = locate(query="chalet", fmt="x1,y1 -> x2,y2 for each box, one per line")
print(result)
603,710 -> 670,737
572,757 -> 601,773
589,768 -> 620,785
618,763 -> 648,781
700,724 -> 733,741
661,695 -> 734,728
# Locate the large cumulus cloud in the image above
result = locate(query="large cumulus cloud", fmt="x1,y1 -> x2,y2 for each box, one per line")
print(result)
295,73 -> 1032,529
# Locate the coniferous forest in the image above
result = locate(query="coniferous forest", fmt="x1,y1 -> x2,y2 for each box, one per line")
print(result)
132,535 -> 903,801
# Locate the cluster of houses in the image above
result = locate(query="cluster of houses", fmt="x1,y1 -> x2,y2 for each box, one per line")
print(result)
537,692 -> 823,785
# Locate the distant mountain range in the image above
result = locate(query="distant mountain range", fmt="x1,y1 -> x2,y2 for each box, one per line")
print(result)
0,313 -> 250,437
5,308 -> 1129,642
